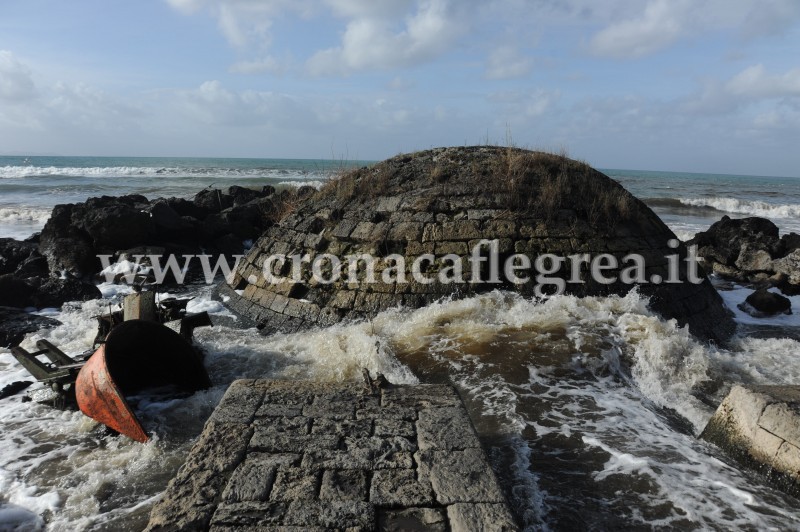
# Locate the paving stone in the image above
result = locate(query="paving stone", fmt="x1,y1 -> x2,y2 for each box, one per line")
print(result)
319,470 -> 368,501
146,380 -> 515,530
417,407 -> 480,450
284,500 -> 376,529
370,469 -> 435,507
210,501 -> 288,527
301,449 -> 374,471
311,418 -> 373,438
374,418 -> 415,438
374,451 -> 415,470
381,385 -> 462,409
303,403 -> 356,420
253,416 -> 311,436
356,405 -> 417,421
250,431 -> 340,453
222,456 -> 277,502
447,503 -> 518,531
255,404 -> 304,418
378,507 -> 448,532
416,448 -> 506,504
345,436 -> 417,464
270,468 -> 320,501
210,383 -> 266,425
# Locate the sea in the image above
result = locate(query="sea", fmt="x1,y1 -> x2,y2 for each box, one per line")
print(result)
1,156 -> 800,531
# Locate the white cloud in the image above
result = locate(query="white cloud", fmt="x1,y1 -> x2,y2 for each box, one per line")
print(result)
485,46 -> 533,80
589,0 -> 689,59
307,0 -> 466,75
587,0 -> 800,59
229,56 -> 283,74
726,64 -> 800,98
0,50 -> 37,101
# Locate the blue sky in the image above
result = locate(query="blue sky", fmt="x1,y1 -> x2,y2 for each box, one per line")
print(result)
1,0 -> 799,176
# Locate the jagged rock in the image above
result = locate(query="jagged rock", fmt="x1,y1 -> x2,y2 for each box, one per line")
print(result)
0,238 -> 39,275
690,216 -> 780,267
39,196 -> 154,275
150,200 -> 195,235
738,288 -> 792,317
0,274 -> 101,309
0,380 -> 33,399
0,306 -> 60,347
222,146 -> 736,343
0,274 -> 36,307
689,217 -> 800,295
779,233 -> 800,256
228,185 -> 261,205
34,187 -> 299,279
194,188 -> 234,213
165,197 -> 210,220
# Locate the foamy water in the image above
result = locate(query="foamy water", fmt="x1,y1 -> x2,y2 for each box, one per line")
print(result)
3,286 -> 800,530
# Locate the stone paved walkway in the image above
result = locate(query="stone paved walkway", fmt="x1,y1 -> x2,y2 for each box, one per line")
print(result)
145,380 -> 518,531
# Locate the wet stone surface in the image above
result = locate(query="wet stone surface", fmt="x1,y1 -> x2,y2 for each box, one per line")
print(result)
146,380 -> 518,531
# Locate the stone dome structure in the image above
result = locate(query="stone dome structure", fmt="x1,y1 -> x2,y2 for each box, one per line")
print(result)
221,146 -> 735,343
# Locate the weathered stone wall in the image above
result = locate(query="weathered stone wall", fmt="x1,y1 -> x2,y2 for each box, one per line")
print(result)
700,385 -> 800,496
145,380 -> 518,531
222,147 -> 735,343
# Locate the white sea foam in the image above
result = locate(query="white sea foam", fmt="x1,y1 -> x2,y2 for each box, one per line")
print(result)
277,180 -> 325,189
718,286 -> 800,328
2,289 -> 800,529
0,206 -> 51,239
680,197 -> 800,220
0,165 -> 324,180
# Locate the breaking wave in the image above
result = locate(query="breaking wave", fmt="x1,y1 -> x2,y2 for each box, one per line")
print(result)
0,165 -> 324,180
678,197 -> 800,219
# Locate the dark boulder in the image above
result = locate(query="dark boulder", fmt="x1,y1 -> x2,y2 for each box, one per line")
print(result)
228,185 -> 260,205
194,188 -> 233,213
738,288 -> 792,317
0,274 -> 100,309
0,306 -> 60,348
39,197 -> 154,276
779,233 -> 800,256
165,197 -> 211,220
0,274 -> 36,308
0,381 -> 33,399
689,216 -> 780,267
150,201 -> 198,241
688,217 -> 800,294
0,238 -> 39,275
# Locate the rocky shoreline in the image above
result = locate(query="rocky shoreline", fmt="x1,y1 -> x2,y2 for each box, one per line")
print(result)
2,148 -> 799,346
0,184 -> 314,346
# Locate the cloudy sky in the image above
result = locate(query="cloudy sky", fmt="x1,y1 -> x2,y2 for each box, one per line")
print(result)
1,0 -> 799,175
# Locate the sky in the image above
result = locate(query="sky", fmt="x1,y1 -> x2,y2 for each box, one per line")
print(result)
0,0 -> 799,176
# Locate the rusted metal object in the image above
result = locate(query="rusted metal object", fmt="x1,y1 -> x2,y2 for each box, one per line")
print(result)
75,319 -> 212,442
76,345 -> 149,442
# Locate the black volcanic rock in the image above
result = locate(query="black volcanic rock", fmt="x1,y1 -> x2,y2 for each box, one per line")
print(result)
0,306 -> 60,347
221,146 -> 736,344
0,273 -> 100,309
738,288 -> 792,317
689,216 -> 780,267
35,187 -> 303,279
688,216 -> 800,294
0,238 -> 39,275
